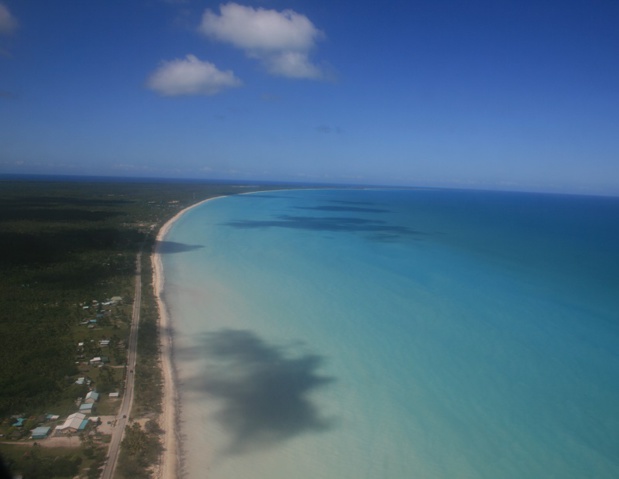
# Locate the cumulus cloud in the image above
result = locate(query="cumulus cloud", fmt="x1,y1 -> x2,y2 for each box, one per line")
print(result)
147,54 -> 241,96
199,2 -> 325,79
265,51 -> 323,79
0,3 -> 17,35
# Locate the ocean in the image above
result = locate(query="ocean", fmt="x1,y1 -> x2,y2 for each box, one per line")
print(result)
159,188 -> 619,478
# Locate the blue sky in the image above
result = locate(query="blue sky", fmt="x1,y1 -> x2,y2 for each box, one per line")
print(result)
1,0 -> 618,194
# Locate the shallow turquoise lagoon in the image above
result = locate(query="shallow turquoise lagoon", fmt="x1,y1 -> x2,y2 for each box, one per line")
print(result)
161,189 -> 619,478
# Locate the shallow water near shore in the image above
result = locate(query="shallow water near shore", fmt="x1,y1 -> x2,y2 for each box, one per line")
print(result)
160,188 -> 619,478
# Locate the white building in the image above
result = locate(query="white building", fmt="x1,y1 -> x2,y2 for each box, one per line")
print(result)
55,413 -> 87,435
85,391 -> 99,403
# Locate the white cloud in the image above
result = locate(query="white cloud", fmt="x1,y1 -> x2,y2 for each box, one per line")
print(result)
266,51 -> 322,79
200,2 -> 322,52
199,2 -> 325,79
0,3 -> 17,35
147,54 -> 242,96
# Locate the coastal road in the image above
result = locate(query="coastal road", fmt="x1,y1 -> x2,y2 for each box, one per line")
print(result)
100,251 -> 142,479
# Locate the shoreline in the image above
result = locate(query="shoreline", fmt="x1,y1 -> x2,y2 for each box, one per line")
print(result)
152,196 -> 226,479
152,187 -> 303,478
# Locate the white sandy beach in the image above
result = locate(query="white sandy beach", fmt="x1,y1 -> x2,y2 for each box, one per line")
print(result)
152,197 -> 225,479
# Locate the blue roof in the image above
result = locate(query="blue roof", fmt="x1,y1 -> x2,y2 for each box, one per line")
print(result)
31,426 -> 50,437
14,418 -> 25,427
78,419 -> 89,431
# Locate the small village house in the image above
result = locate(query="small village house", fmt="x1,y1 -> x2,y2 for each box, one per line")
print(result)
54,413 -> 88,435
31,426 -> 51,440
85,391 -> 99,404
79,403 -> 94,414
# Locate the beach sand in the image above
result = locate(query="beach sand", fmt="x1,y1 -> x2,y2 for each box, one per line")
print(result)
152,197 -> 224,479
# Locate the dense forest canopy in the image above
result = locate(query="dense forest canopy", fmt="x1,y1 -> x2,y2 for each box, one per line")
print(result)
0,177 -> 282,416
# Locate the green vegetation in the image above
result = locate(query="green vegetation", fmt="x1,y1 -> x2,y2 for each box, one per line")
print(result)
0,443 -> 103,479
0,176 -> 285,477
133,254 -> 163,418
117,421 -> 163,479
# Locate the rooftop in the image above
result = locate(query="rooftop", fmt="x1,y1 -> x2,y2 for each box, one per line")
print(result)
31,426 -> 51,438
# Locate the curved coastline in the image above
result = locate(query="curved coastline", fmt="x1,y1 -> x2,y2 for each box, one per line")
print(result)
152,196 -> 226,479
153,188 -> 619,479
153,187 -> 323,478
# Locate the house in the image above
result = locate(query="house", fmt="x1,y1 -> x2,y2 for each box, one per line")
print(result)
109,392 -> 120,398
31,426 -> 51,440
45,414 -> 60,421
55,413 -> 87,434
99,340 -> 110,347
79,403 -> 94,414
75,377 -> 85,385
89,357 -> 101,365
85,391 -> 99,404
13,418 -> 25,427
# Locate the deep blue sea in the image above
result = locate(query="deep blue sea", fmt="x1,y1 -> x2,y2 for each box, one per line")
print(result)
160,188 -> 619,478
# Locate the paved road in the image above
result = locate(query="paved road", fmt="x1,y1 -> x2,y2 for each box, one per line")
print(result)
100,251 -> 142,479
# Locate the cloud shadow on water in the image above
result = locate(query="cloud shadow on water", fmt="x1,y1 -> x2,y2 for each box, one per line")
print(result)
330,199 -> 376,206
155,240 -> 204,254
295,205 -> 389,213
180,329 -> 335,455
224,214 -> 426,241
234,193 -> 287,199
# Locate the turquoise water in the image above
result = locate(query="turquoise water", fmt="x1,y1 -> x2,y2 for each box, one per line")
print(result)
161,189 -> 619,478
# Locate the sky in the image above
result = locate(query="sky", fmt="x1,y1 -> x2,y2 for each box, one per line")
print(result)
1,0 -> 618,194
